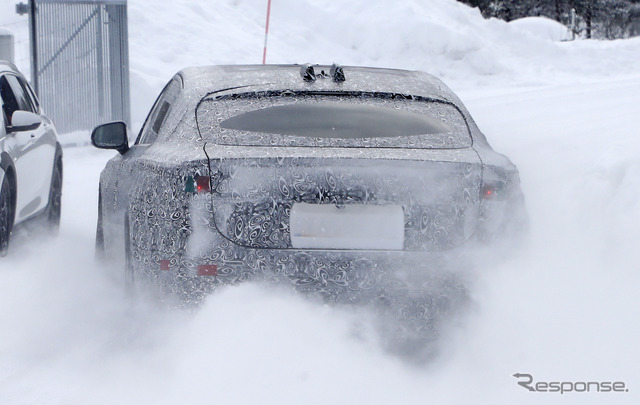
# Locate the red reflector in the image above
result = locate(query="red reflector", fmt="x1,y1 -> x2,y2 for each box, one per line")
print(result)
198,265 -> 217,276
159,260 -> 170,270
481,185 -> 495,199
195,176 -> 211,193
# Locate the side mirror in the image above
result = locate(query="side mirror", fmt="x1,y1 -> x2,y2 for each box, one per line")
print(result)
91,121 -> 129,155
9,110 -> 42,132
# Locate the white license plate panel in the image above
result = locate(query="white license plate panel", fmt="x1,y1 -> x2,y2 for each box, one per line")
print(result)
290,203 -> 404,250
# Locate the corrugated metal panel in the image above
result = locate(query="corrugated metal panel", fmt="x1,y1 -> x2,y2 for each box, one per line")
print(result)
0,30 -> 15,64
30,0 -> 130,134
35,0 -> 126,5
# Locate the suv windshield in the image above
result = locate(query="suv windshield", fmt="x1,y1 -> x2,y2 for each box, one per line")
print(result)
196,91 -> 471,149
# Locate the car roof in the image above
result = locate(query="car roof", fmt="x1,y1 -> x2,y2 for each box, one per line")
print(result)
177,64 -> 462,104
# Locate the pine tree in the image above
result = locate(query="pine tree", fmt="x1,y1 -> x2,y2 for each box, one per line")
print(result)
456,0 -> 639,39
569,0 -> 598,38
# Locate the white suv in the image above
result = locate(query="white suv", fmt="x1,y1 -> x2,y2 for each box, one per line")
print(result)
0,61 -> 62,256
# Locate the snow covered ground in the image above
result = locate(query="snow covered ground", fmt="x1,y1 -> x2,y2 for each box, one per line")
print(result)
1,0 -> 639,403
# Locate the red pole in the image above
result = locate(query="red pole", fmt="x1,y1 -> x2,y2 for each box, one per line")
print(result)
262,0 -> 272,64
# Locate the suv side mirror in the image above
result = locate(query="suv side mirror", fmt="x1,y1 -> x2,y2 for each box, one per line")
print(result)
9,110 -> 42,132
91,121 -> 129,155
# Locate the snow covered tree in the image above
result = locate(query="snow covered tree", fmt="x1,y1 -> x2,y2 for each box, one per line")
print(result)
458,0 -> 572,21
456,0 -> 639,38
569,0 -> 598,37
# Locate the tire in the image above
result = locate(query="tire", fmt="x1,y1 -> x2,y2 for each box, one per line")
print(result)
0,175 -> 14,257
45,163 -> 62,235
95,191 -> 105,259
124,216 -> 135,286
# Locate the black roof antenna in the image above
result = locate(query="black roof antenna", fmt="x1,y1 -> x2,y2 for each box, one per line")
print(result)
330,64 -> 345,82
300,64 -> 316,82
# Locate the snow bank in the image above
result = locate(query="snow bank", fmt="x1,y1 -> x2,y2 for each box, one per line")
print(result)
509,16 -> 572,42
126,0 -> 640,125
4,0 -> 640,123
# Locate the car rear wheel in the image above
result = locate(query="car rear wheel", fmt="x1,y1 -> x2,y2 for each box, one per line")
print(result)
45,164 -> 62,234
124,216 -> 135,286
0,176 -> 14,256
95,191 -> 105,260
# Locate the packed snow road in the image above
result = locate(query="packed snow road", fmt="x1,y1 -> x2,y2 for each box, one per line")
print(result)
1,78 -> 639,404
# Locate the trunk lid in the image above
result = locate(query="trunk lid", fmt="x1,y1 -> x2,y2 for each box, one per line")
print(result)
204,147 -> 482,251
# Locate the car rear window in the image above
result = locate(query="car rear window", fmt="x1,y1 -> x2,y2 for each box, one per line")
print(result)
196,91 -> 471,149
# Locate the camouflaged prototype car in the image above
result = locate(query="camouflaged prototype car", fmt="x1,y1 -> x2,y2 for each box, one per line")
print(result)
92,64 -> 526,314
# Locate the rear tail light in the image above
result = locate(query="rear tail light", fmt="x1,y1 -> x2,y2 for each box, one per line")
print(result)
481,182 -> 506,200
481,165 -> 521,201
195,175 -> 210,192
185,174 -> 211,193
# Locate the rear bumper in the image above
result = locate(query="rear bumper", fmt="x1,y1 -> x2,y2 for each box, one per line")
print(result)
132,202 -> 471,315
128,188 -> 522,318
145,237 -> 469,334
126,195 -> 486,335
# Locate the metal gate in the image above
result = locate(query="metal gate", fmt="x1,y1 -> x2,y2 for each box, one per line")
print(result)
26,0 -> 130,134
